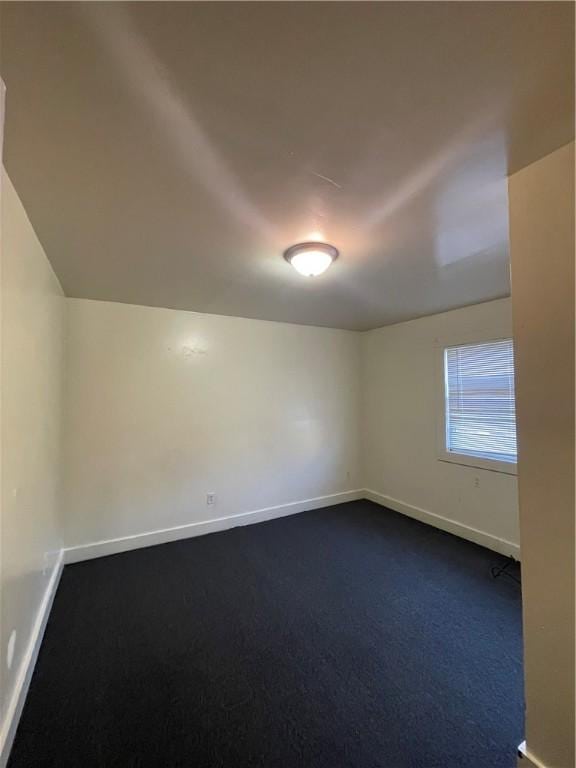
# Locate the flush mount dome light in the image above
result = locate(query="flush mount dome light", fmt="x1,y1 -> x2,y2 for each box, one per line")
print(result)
283,241 -> 339,277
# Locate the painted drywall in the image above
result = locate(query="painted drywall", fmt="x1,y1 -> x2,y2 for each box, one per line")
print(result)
62,299 -> 361,550
509,142 -> 574,768
0,169 -> 65,758
361,298 -> 519,555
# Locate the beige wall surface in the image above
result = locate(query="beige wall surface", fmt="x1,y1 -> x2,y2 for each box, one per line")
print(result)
62,299 -> 361,548
509,142 -> 575,768
0,170 -> 65,755
361,298 -> 520,554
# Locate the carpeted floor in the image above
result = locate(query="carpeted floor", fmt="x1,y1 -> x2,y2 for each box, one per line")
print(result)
9,500 -> 524,768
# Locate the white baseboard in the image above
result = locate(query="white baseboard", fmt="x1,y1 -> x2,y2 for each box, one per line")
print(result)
64,490 -> 364,564
517,741 -> 551,768
64,488 -> 520,564
0,550 -> 64,768
364,489 -> 520,559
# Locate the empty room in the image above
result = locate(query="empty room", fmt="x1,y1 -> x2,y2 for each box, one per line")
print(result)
0,2 -> 574,767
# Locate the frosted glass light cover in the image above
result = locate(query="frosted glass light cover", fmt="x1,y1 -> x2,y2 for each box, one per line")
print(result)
283,242 -> 338,277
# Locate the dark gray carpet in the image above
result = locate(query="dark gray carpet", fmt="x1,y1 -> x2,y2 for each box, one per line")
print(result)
9,500 -> 524,768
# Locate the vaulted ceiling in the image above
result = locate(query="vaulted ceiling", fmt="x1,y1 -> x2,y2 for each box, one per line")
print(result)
1,2 -> 573,330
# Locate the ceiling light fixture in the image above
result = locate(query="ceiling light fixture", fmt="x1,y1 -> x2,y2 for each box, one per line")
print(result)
283,241 -> 339,277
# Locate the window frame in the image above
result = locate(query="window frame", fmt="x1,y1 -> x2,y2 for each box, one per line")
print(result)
435,336 -> 518,476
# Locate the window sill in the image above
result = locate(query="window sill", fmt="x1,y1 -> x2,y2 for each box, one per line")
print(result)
438,451 -> 517,476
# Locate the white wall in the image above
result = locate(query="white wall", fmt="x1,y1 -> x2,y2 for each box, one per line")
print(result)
62,299 -> 361,553
361,298 -> 519,555
62,296 -> 519,559
509,142 -> 574,768
0,170 -> 65,761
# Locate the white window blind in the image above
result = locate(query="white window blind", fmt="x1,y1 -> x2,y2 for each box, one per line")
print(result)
444,339 -> 517,464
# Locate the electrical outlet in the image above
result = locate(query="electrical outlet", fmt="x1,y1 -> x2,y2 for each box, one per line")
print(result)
206,493 -> 216,506
474,477 -> 480,488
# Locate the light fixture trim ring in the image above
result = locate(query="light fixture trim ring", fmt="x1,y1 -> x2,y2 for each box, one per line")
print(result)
283,241 -> 339,265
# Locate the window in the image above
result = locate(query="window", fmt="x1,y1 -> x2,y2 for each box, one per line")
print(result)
442,339 -> 517,472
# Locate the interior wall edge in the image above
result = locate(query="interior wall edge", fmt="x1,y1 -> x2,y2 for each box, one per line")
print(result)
2,170 -> 65,298
517,741 -> 553,768
509,140 -> 575,768
63,490 -> 364,564
0,551 -> 64,768
365,488 -> 520,560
